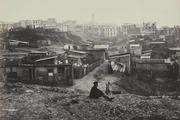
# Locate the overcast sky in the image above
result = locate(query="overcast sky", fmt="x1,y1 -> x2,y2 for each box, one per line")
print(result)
0,0 -> 180,27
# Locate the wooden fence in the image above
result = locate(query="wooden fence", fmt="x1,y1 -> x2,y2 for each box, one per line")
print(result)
73,59 -> 103,79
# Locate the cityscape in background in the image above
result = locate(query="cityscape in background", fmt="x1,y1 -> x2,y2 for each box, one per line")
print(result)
0,17 -> 180,41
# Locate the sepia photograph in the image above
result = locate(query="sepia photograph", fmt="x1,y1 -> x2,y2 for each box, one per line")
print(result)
0,0 -> 180,120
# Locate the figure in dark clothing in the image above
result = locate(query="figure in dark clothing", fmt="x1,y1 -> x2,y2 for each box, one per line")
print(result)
89,82 -> 114,101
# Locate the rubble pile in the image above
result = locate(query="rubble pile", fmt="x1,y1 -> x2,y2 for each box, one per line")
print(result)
1,83 -> 180,120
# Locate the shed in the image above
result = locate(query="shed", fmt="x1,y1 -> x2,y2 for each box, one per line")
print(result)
5,63 -> 73,85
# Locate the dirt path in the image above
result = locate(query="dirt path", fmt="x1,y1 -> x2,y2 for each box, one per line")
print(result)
70,61 -> 122,95
70,63 -> 103,94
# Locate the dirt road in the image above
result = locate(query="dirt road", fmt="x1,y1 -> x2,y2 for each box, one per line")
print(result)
70,60 -> 122,95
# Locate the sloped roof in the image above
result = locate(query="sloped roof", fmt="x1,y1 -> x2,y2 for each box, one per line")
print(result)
93,44 -> 109,49
34,56 -> 57,62
9,40 -> 29,44
169,47 -> 180,51
3,52 -> 28,56
67,55 -> 86,59
68,50 -> 87,54
150,42 -> 166,44
109,53 -> 130,58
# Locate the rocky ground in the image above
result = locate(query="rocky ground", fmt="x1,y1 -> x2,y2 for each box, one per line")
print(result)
0,82 -> 180,120
0,61 -> 180,120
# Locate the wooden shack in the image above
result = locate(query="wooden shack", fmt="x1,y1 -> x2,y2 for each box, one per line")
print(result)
5,55 -> 73,85
5,64 -> 73,85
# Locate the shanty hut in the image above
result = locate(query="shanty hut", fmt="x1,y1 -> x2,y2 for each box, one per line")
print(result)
5,55 -> 73,85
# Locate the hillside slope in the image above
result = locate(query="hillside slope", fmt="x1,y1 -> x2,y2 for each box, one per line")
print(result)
5,28 -> 84,46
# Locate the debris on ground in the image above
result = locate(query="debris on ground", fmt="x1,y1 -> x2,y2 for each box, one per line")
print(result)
0,82 -> 180,120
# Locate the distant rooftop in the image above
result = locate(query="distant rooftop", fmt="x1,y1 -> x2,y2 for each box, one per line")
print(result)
150,42 -> 166,44
68,55 -> 86,59
129,44 -> 140,47
9,40 -> 29,44
169,47 -> 180,51
93,44 -> 109,49
34,56 -> 57,62
30,51 -> 49,54
3,52 -> 28,56
109,52 -> 130,58
68,50 -> 87,54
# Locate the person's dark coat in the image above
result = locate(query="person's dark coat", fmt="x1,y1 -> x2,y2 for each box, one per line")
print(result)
89,86 -> 104,98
